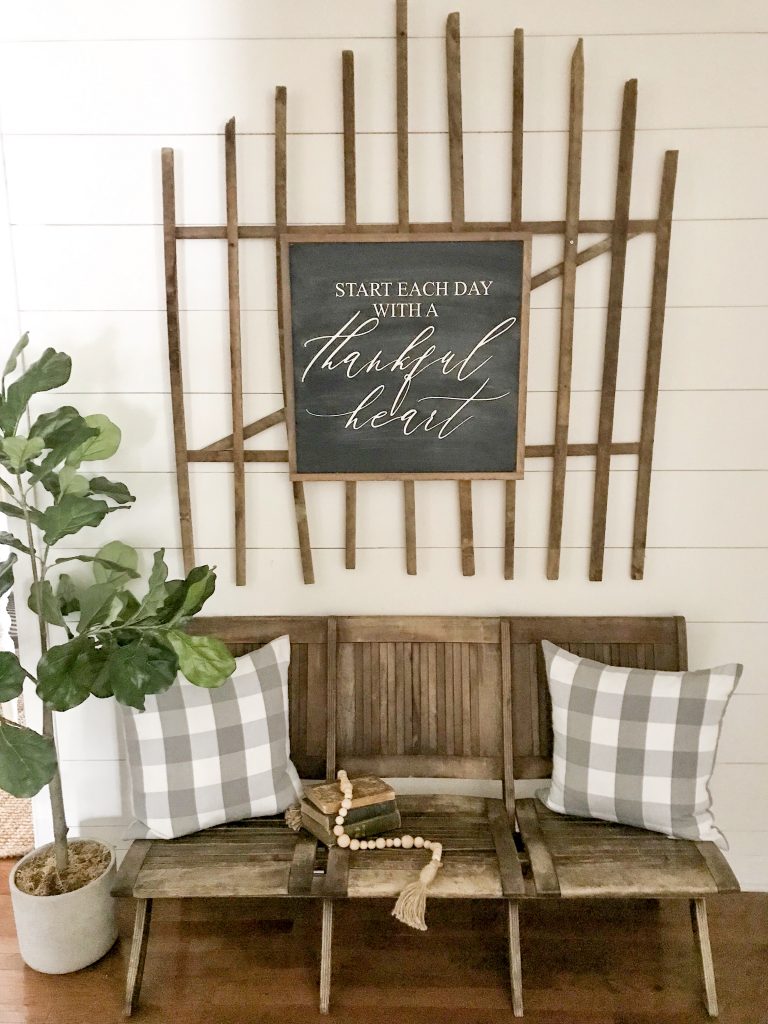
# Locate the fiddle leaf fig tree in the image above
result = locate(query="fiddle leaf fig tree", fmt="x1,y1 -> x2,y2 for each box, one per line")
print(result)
0,336 -> 235,879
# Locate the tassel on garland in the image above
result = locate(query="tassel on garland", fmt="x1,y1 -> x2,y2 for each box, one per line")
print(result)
284,804 -> 303,832
392,842 -> 443,931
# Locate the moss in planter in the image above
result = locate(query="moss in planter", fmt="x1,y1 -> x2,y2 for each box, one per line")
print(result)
14,840 -> 111,897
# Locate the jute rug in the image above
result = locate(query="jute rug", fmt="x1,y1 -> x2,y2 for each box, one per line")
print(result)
0,788 -> 34,859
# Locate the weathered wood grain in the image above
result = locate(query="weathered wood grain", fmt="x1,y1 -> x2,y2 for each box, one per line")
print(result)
224,117 -> 247,586
161,148 -> 194,574
632,150 -> 678,580
275,86 -> 314,585
546,39 -> 584,581
590,78 -> 638,581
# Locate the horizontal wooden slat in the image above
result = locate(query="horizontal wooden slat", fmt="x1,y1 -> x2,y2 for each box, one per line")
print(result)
188,616 -> 327,643
508,616 -> 681,645
337,617 -> 500,644
337,754 -> 503,779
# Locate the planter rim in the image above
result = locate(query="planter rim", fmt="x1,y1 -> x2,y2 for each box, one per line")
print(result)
10,838 -> 115,902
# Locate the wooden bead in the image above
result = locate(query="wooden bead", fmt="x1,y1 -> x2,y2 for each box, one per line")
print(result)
359,841 -> 368,850
335,816 -> 344,826
401,835 -> 414,849
375,837 -> 386,849
349,839 -> 360,851
424,840 -> 432,850
333,825 -> 345,837
414,836 -> 425,848
341,798 -> 352,810
337,833 -> 351,848
393,838 -> 402,848
385,839 -> 394,847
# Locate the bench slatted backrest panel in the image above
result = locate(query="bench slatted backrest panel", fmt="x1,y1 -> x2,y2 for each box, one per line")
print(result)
508,616 -> 687,779
189,615 -> 686,788
335,617 -> 504,780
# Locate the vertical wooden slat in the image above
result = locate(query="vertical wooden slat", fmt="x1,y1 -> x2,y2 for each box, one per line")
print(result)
224,119 -> 247,587
505,28 -> 525,580
438,643 -> 449,754
504,478 -> 516,582
275,87 -> 314,585
446,13 -> 465,229
442,643 -> 454,757
546,40 -> 584,581
510,28 -> 524,226
397,1 -> 417,575
362,642 -> 372,753
344,481 -> 356,571
589,78 -> 638,581
161,149 -> 195,574
342,50 -> 358,571
395,642 -> 405,754
500,621 -> 516,818
632,150 -> 678,580
458,480 -> 475,576
427,642 -> 438,753
469,643 -> 480,756
403,642 -> 414,752
325,618 -> 338,781
446,12 -> 475,577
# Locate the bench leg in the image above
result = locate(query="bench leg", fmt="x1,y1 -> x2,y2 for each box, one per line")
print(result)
690,897 -> 718,1017
124,898 -> 153,1017
507,900 -> 524,1017
319,899 -> 333,1014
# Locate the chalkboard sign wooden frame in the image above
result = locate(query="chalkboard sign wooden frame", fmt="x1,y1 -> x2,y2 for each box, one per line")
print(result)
279,231 -> 532,482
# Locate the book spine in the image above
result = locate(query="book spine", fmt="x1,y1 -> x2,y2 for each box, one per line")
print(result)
301,810 -> 402,847
300,799 -> 398,830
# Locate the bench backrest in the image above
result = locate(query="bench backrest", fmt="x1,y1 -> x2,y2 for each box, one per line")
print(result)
189,614 -> 687,814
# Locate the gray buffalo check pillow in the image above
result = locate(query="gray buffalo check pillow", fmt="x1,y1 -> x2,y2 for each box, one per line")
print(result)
539,641 -> 742,849
122,634 -> 302,839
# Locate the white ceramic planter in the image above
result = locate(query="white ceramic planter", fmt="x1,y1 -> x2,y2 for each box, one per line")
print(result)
10,840 -> 118,974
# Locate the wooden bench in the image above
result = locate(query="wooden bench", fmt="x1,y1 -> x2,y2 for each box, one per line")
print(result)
113,615 -> 738,1017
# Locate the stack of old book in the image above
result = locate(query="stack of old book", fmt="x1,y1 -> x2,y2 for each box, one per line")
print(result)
300,775 -> 400,846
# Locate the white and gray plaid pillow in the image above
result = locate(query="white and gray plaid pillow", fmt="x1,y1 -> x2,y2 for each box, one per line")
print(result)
539,641 -> 742,849
122,634 -> 302,839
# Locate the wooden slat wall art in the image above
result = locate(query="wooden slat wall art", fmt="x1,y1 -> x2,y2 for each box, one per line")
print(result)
161,2 -> 678,585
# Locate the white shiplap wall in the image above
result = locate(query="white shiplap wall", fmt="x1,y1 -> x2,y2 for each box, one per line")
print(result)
1,1 -> 766,888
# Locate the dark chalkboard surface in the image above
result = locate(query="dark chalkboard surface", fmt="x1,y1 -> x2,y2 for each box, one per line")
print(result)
281,233 -> 531,480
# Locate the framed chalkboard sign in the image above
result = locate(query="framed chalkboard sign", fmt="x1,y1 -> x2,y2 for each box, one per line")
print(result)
280,232 -> 531,481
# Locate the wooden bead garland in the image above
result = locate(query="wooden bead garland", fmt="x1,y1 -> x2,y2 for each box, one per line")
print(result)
334,769 -> 443,931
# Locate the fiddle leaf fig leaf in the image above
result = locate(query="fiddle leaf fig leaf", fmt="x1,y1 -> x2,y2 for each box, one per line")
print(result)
87,476 -> 135,506
165,630 -> 235,688
93,540 -> 138,586
36,637 -> 94,711
0,721 -> 57,798
0,531 -> 30,556
132,549 -> 169,620
1,435 -> 44,472
58,465 -> 90,497
108,637 -> 178,711
55,572 -> 80,616
0,501 -> 43,529
1,333 -> 29,384
0,348 -> 71,435
28,408 -> 99,480
28,580 -> 66,628
66,414 -> 121,466
38,494 -> 111,546
77,581 -> 120,633
156,565 -> 217,625
0,552 -> 16,602
0,651 -> 27,702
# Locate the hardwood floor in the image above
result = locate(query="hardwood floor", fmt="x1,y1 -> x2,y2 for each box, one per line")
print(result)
1,860 -> 766,1023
